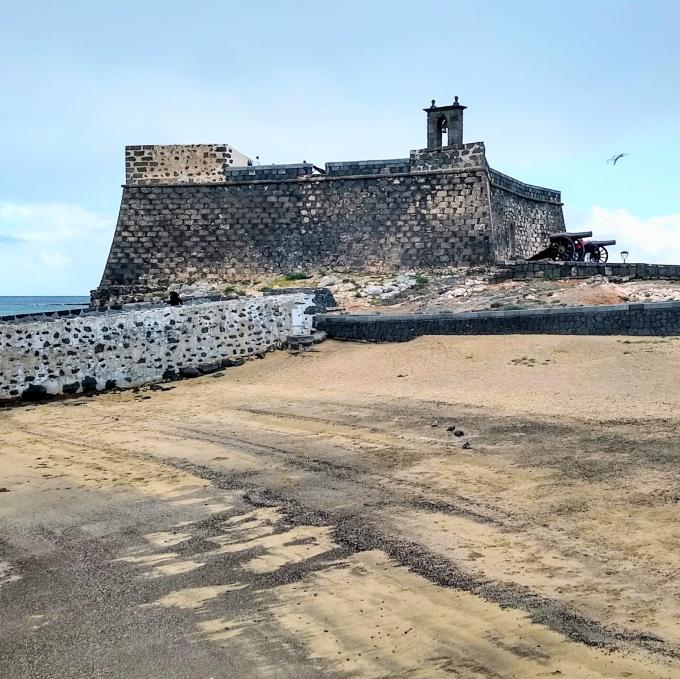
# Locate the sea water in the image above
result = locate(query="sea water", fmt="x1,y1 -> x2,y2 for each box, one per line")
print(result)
0,296 -> 90,317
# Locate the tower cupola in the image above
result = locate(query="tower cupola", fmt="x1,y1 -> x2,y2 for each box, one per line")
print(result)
424,96 -> 466,149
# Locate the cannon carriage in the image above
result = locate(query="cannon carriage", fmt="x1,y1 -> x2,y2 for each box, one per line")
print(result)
528,231 -> 616,263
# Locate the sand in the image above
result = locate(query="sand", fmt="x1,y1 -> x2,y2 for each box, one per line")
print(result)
2,335 -> 680,677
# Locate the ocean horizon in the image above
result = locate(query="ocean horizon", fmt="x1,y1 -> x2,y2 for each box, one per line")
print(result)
0,295 -> 90,317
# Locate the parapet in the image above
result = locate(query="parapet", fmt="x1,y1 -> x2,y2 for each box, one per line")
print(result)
325,158 -> 411,176
488,168 -> 562,204
223,163 -> 316,182
125,144 -> 250,185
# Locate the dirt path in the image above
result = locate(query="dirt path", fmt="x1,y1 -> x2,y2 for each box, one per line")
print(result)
3,336 -> 680,677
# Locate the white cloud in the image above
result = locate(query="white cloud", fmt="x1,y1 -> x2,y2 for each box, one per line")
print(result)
0,202 -> 110,243
39,250 -> 72,268
0,202 -> 113,295
572,207 -> 680,264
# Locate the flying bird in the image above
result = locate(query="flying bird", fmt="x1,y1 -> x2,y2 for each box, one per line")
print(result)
607,153 -> 629,165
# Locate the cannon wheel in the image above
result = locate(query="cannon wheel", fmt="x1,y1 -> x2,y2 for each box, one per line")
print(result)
551,236 -> 576,261
588,245 -> 609,263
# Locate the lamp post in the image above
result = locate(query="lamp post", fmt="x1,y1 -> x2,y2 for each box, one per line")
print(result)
621,251 -> 629,263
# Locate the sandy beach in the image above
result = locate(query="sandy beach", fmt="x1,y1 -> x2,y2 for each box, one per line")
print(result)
3,335 -> 680,677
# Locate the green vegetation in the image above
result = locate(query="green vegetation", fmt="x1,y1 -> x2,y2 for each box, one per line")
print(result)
260,272 -> 314,290
413,273 -> 429,289
284,271 -> 312,281
223,285 -> 245,296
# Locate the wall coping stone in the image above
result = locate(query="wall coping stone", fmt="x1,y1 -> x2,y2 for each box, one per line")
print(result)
0,295 -> 252,325
225,163 -> 314,172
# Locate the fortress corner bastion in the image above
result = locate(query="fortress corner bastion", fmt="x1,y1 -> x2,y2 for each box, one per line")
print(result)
92,99 -> 565,306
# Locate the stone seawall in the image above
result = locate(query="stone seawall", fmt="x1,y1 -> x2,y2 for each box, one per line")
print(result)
0,294 -> 314,402
315,302 -> 680,341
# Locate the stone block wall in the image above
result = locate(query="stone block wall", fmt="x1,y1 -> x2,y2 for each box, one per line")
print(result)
94,140 -> 564,305
410,142 -> 486,172
494,261 -> 680,281
95,167 -> 494,304
489,170 -> 565,260
0,294 -> 313,402
488,169 -> 561,203
315,301 -> 680,341
126,144 -> 250,186
224,163 -> 316,182
325,159 -> 412,176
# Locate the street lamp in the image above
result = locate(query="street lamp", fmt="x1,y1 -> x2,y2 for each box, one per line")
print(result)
621,251 -> 629,263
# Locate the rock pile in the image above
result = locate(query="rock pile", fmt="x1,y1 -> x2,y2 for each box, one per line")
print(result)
318,273 -> 424,303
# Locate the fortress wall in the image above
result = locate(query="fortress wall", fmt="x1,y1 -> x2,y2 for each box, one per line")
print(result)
126,144 -> 250,186
94,138 -> 564,305
488,169 -> 565,260
0,294 -> 313,402
95,165 -> 493,305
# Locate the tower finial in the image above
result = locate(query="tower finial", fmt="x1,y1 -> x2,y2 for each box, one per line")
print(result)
454,96 -> 459,104
431,99 -> 436,107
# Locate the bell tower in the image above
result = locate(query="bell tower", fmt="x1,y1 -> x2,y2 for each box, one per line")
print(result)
424,96 -> 467,149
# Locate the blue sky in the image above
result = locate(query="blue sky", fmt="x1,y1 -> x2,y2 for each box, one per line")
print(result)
1,0 -> 679,294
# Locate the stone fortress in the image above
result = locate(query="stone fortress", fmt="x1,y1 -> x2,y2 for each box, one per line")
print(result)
92,98 -> 566,305
10,102 -> 680,405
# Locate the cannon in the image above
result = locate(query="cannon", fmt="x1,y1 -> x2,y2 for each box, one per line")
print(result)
528,232 -> 616,263
575,239 -> 616,263
528,232 -> 592,262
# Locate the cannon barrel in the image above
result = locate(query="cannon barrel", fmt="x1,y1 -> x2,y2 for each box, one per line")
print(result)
549,231 -> 592,240
588,239 -> 616,247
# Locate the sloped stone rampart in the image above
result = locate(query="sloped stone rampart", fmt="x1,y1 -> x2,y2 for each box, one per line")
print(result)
96,166 -> 494,300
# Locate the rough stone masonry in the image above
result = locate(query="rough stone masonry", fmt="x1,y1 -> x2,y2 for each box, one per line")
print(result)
0,293 -> 315,402
92,99 -> 565,306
